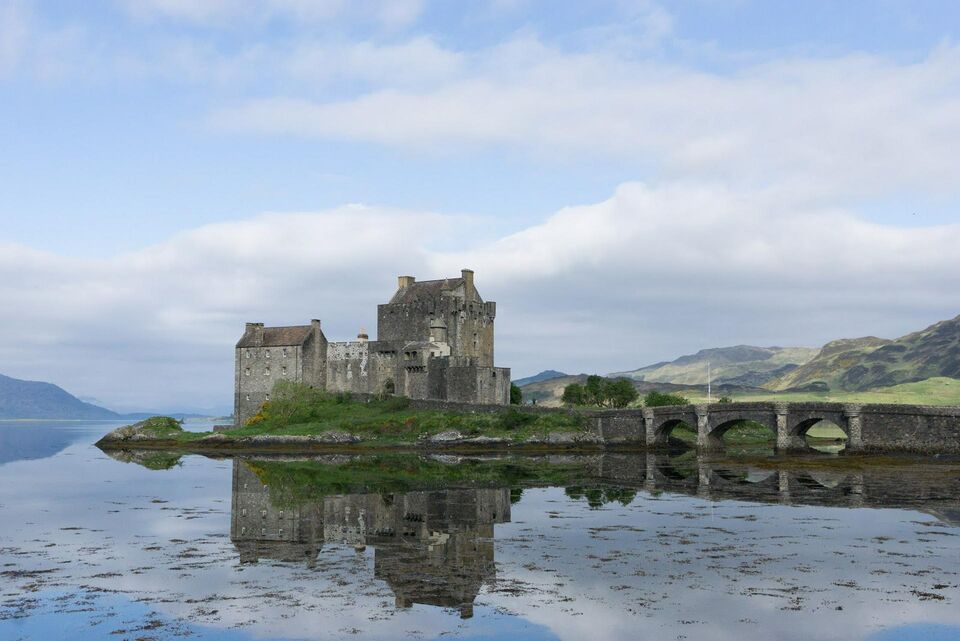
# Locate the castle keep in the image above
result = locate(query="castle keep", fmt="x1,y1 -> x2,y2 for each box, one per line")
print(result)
234,269 -> 510,425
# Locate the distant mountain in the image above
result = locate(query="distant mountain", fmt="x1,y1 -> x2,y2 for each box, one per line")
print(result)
513,370 -> 568,387
611,345 -> 819,388
769,315 -> 960,392
0,373 -> 120,419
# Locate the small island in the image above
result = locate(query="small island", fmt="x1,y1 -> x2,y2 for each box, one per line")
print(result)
96,381 -> 600,452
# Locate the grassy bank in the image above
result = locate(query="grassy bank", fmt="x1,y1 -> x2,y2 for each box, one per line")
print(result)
686,377 -> 960,406
108,383 -> 588,447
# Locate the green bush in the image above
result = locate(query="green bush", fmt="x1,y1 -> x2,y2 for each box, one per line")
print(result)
643,390 -> 689,407
510,383 -> 523,405
381,395 -> 411,411
499,408 -> 537,430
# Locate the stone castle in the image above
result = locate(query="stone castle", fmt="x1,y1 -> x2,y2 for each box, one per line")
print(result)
234,269 -> 510,425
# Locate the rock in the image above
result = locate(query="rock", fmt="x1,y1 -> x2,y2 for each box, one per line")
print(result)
96,417 -> 183,444
422,430 -> 464,444
311,431 -> 361,444
245,435 -> 314,446
199,433 -> 233,443
540,432 -> 604,446
463,436 -> 510,446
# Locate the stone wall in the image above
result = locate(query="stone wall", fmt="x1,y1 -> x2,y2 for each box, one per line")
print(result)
235,345 -> 306,426
326,341 -> 373,395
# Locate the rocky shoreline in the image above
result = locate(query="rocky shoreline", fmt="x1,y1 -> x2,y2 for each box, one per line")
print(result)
94,421 -> 610,453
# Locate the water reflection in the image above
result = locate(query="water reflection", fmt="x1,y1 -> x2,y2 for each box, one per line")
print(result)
231,460 -> 509,617
3,433 -> 960,641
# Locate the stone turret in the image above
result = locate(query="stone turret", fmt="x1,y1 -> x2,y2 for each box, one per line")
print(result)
429,317 -> 448,344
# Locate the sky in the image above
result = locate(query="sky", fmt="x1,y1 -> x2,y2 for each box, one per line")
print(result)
2,0 -> 960,413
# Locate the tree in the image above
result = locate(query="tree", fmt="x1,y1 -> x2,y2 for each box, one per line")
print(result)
643,390 -> 689,407
561,383 -> 587,406
585,375 -> 606,407
604,378 -> 639,408
510,383 -> 523,405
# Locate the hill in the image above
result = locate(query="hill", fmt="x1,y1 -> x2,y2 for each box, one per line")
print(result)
517,373 -> 765,407
513,370 -> 568,387
0,373 -> 120,419
769,315 -> 960,392
611,345 -> 818,387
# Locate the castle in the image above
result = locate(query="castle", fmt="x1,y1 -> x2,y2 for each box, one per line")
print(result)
234,269 -> 511,425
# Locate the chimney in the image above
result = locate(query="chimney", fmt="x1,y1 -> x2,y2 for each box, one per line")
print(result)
246,322 -> 264,346
461,268 -> 474,297
398,275 -> 416,289
311,319 -> 321,337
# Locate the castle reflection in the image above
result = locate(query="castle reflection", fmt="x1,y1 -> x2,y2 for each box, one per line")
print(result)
226,452 -> 960,618
230,460 -> 509,618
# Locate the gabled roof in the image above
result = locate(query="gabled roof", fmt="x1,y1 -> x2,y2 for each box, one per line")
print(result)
236,325 -> 313,348
389,278 -> 482,305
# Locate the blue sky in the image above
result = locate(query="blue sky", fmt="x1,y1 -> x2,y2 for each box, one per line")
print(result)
2,0 -> 960,411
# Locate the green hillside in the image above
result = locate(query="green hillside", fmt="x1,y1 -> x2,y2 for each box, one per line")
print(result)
611,345 -> 818,387
684,378 -> 960,406
769,315 -> 960,392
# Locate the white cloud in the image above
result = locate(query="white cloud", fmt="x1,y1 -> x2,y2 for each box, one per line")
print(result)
215,39 -> 960,203
2,185 -> 957,410
0,0 -> 29,73
119,0 -> 425,28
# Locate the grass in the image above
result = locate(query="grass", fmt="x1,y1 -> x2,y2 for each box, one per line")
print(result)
685,377 -> 960,406
130,382 -> 587,446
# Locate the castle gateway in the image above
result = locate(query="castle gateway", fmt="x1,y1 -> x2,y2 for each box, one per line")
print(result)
234,269 -> 511,425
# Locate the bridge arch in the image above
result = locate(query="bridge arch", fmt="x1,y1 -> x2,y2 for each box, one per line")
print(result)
708,418 -> 777,451
786,414 -> 850,452
652,418 -> 697,448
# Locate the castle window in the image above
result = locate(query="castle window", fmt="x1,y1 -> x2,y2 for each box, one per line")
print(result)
281,366 -> 287,376
261,527 -> 266,536
242,508 -> 247,516
282,348 -> 288,357
265,368 -> 270,376
261,509 -> 267,517
265,393 -> 270,401
245,394 -> 250,401
244,368 -> 250,376
265,351 -> 271,358
245,351 -> 250,359
241,526 -> 246,535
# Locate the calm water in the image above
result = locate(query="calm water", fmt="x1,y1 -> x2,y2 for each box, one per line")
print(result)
1,421 -> 959,641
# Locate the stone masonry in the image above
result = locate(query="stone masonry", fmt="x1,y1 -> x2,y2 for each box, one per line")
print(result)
235,270 -> 511,425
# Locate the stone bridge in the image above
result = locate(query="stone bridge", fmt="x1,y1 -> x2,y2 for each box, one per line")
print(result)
586,401 -> 960,454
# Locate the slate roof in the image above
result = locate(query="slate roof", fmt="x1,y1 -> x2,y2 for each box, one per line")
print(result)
236,325 -> 313,348
389,278 -> 482,304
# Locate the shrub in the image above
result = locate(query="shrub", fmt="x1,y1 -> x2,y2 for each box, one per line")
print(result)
510,383 -> 523,405
643,390 -> 689,407
382,395 -> 411,411
562,383 -> 586,406
499,408 -> 537,430
604,378 -> 639,408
